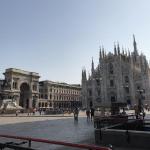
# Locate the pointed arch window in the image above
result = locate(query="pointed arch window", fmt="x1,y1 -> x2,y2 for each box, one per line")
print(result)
109,63 -> 114,74
110,80 -> 114,87
125,76 -> 129,83
88,90 -> 92,96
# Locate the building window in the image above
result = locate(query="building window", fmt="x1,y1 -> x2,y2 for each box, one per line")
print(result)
89,90 -> 92,96
125,76 -> 129,83
45,94 -> 48,99
33,84 -> 37,91
137,86 -> 140,90
13,82 -> 17,89
125,87 -> 129,94
110,80 -> 114,87
111,96 -> 116,102
96,79 -> 100,86
109,63 -> 114,74
97,90 -> 100,96
45,103 -> 47,107
42,103 -> 44,107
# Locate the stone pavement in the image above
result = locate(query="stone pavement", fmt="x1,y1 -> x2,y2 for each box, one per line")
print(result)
0,111 -> 86,125
0,115 -> 95,150
0,110 -> 149,149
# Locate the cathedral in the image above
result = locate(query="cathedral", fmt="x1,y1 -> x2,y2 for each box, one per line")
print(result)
81,36 -> 150,109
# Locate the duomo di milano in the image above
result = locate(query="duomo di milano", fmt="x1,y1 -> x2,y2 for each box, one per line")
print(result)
81,35 -> 150,109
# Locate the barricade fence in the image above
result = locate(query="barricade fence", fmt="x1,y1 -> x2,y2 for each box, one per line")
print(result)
0,134 -> 111,150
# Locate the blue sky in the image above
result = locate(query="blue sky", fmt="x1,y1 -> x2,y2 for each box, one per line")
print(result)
0,0 -> 150,84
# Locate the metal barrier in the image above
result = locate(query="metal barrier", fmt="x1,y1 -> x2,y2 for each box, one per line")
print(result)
0,134 -> 111,150
94,114 -> 136,129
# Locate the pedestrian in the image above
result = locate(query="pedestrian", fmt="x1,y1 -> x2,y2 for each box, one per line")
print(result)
143,112 -> 146,120
39,108 -> 42,115
32,108 -> 36,115
86,109 -> 90,121
27,109 -> 30,116
122,108 -> 126,115
73,107 -> 79,121
16,110 -> 19,116
90,107 -> 95,121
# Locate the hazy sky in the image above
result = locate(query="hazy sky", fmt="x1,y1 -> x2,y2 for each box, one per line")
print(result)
0,0 -> 150,84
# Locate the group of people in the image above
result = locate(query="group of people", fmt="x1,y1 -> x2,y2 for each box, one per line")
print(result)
86,108 -> 95,121
73,107 -> 95,121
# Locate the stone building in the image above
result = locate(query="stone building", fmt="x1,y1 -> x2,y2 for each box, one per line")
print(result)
81,36 -> 150,109
0,68 -> 40,109
0,68 -> 81,110
38,80 -> 81,110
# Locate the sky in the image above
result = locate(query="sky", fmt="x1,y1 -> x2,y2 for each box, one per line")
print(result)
0,0 -> 150,84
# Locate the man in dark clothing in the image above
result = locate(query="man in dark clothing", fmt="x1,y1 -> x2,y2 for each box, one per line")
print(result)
86,109 -> 90,121
90,107 -> 95,121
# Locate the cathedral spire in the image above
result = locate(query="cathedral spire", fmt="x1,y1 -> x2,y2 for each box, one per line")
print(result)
133,34 -> 138,55
84,69 -> 87,80
128,49 -> 130,57
125,49 -> 127,56
117,42 -> 120,55
88,72 -> 91,80
114,42 -> 117,55
99,46 -> 102,59
102,46 -> 105,58
91,57 -> 94,75
82,68 -> 87,82
82,69 -> 84,81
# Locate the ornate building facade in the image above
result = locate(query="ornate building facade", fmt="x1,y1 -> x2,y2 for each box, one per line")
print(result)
0,68 -> 40,109
38,81 -> 81,110
81,36 -> 150,109
0,68 -> 81,110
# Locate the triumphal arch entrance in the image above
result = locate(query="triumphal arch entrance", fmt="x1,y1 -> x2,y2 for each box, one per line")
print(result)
3,68 -> 40,109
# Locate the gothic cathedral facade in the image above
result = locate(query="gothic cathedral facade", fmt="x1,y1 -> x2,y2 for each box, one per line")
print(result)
81,36 -> 150,109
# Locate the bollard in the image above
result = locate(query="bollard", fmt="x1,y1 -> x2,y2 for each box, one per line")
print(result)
100,128 -> 102,140
28,140 -> 31,147
126,130 -> 130,144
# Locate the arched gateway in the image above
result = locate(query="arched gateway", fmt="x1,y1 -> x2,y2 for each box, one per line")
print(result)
3,68 -> 40,109
20,83 -> 30,109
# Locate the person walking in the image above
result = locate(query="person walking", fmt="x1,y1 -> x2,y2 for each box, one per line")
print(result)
15,110 -> 20,116
39,108 -> 42,115
90,107 -> 95,121
73,107 -> 79,121
86,109 -> 90,121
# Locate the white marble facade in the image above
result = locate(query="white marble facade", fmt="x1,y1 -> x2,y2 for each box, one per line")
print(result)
81,36 -> 150,109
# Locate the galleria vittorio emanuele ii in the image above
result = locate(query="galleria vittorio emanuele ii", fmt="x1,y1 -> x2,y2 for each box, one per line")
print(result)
0,68 -> 81,111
